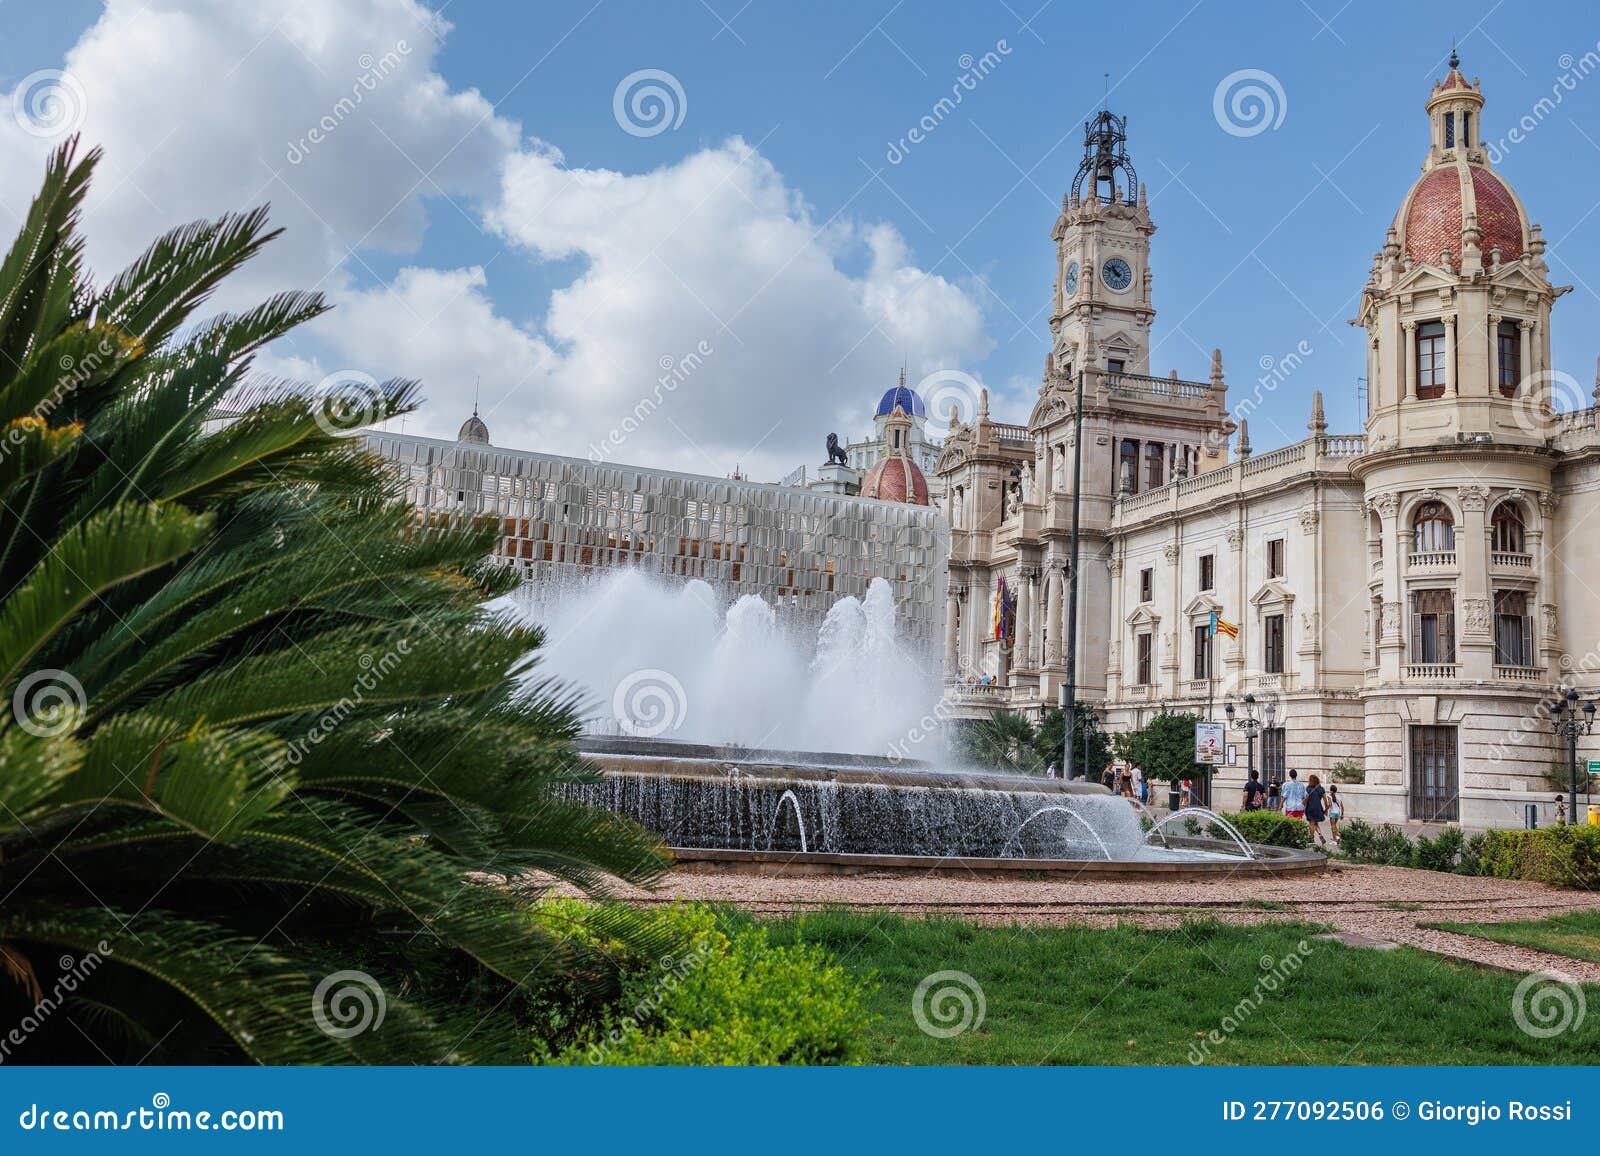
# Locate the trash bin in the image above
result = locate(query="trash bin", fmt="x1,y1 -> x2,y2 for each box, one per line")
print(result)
1525,803 -> 1540,830
1588,805 -> 1600,827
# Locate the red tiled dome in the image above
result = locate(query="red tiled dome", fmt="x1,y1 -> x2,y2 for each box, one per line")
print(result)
860,456 -> 930,505
1400,163 -> 1524,268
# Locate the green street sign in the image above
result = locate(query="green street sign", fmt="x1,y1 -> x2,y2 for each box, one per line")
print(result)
1588,760 -> 1600,776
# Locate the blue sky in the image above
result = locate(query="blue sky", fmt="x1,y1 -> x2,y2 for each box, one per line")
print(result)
4,1 -> 1600,474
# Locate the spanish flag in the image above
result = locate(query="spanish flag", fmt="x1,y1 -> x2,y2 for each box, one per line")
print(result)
1210,610 -> 1239,640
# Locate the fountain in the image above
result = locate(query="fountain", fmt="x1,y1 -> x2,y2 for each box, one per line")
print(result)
511,568 -> 1325,878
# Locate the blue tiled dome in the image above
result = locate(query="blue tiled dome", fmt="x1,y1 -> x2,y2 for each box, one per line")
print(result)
875,385 -> 926,418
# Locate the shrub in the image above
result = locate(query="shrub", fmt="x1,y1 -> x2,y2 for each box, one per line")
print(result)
531,901 -> 875,1065
1477,826 -> 1600,890
1213,811 -> 1312,850
1330,758 -> 1365,784
1414,827 -> 1466,872
1334,819 -> 1416,867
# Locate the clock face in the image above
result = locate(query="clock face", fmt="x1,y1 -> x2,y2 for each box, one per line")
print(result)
1064,261 -> 1080,295
1101,257 -> 1133,291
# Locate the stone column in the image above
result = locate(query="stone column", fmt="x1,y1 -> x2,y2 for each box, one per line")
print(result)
1457,485 -> 1491,679
1519,320 -> 1532,386
1044,566 -> 1063,666
1106,557 -> 1123,698
1488,312 -> 1502,393
1402,321 -> 1418,401
944,585 -> 961,677
1538,491 -> 1561,673
1370,492 -> 1404,681
1444,314 -> 1458,396
1014,569 -> 1033,672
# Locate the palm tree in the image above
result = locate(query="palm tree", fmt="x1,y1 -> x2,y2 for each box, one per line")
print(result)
954,709 -> 1042,773
0,141 -> 667,1064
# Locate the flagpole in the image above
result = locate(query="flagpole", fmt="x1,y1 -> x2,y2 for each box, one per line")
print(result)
1207,618 -> 1215,723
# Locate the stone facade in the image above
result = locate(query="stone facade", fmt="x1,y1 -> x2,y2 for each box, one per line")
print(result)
363,431 -> 949,650
938,61 -> 1600,829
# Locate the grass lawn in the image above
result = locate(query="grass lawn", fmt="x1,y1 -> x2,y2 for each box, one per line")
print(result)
1425,910 -> 1600,966
761,910 -> 1600,1065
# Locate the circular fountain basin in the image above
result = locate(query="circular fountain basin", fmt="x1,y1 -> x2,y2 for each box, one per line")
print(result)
574,738 -> 1327,879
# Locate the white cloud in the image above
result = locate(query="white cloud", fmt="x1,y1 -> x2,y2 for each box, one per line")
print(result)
2,0 -> 995,479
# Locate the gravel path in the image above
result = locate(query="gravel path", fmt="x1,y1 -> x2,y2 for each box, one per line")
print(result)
592,862 -> 1600,981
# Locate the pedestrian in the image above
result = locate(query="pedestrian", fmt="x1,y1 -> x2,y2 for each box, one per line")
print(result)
1266,776 -> 1281,812
1281,768 -> 1307,820
1303,774 -> 1329,847
1556,794 -> 1567,824
1045,760 -> 1059,780
1131,764 -> 1144,804
1327,784 -> 1343,841
1241,769 -> 1266,812
1179,778 -> 1192,808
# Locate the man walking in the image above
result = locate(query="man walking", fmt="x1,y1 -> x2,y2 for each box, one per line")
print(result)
1241,770 -> 1266,812
1281,769 -> 1307,820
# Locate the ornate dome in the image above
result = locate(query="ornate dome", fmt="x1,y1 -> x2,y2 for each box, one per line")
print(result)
1398,164 -> 1526,268
875,382 -> 926,419
860,455 -> 930,505
1391,50 -> 1529,270
457,408 -> 490,445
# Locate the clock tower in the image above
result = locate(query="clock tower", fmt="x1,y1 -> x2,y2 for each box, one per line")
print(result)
1049,109 -> 1157,378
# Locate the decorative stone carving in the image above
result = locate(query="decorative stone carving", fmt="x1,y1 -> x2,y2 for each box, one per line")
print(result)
1370,492 -> 1400,519
1381,601 -> 1402,638
1462,596 -> 1491,635
1299,510 -> 1320,534
1106,558 -> 1122,577
1225,527 -> 1244,551
1162,543 -> 1181,564
1300,611 -> 1319,635
1417,487 -> 1441,504
1539,490 -> 1561,515
1459,484 -> 1489,512
1542,603 -> 1558,641
1505,487 -> 1526,508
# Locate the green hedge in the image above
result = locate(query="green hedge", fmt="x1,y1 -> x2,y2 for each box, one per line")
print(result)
530,900 -> 875,1065
1212,810 -> 1312,849
1477,825 -> 1600,889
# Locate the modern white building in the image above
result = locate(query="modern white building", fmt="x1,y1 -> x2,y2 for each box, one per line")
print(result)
937,56 -> 1599,828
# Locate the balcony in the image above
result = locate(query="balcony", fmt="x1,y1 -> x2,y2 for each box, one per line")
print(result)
1493,665 -> 1544,682
1104,370 -> 1210,404
944,681 -> 1018,707
1407,551 -> 1456,570
1405,663 -> 1459,680
1491,551 -> 1533,570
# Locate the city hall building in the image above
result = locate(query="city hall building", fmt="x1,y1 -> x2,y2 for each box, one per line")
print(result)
936,57 -> 1599,827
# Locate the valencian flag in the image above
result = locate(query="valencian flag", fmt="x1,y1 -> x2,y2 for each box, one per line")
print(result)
993,577 -> 1016,641
1210,610 -> 1239,640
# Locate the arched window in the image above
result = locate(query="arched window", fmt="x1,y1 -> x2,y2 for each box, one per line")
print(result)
1491,503 -> 1526,554
1412,502 -> 1455,553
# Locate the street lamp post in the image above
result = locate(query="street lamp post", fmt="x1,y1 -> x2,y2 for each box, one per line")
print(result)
1224,693 -> 1276,802
1081,705 -> 1102,785
1548,688 -> 1596,825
